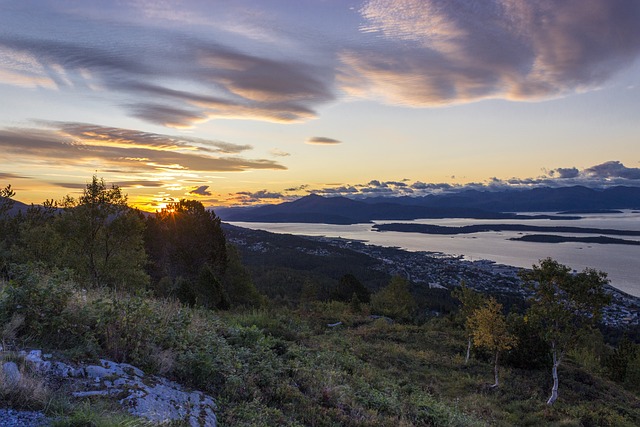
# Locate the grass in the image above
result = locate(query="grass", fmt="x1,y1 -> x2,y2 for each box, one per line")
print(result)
1,272 -> 639,426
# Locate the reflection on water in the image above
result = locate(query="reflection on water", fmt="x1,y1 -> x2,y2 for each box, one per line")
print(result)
228,211 -> 640,297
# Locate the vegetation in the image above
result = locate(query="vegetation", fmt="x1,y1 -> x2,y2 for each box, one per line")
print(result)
520,258 -> 612,405
0,178 -> 639,425
466,298 -> 517,388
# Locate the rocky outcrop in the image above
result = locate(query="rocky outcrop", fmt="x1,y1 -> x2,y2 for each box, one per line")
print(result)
22,350 -> 217,427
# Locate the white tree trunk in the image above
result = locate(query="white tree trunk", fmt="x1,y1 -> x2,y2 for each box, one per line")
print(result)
547,342 -> 560,405
465,336 -> 472,364
491,351 -> 500,388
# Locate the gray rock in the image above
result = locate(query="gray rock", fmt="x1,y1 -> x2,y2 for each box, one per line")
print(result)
2,362 -> 21,386
0,409 -> 48,427
21,349 -> 217,427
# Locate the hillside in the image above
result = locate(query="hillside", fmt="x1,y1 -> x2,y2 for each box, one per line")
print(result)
217,186 -> 640,224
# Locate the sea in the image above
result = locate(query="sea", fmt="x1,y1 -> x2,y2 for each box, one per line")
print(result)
229,210 -> 640,297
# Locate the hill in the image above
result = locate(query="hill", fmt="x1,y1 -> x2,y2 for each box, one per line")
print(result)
217,186 -> 640,224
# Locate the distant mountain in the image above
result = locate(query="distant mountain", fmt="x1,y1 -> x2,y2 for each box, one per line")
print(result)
0,198 -> 29,215
217,186 -> 640,225
363,186 -> 640,212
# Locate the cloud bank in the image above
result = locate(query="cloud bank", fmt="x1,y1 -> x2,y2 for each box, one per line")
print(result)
0,122 -> 286,176
2,0 -> 638,129
289,161 -> 640,199
345,0 -> 640,105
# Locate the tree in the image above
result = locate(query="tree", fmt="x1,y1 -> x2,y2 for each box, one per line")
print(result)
145,199 -> 227,307
0,185 -> 17,274
0,184 -> 15,216
520,258 -> 611,405
59,176 -> 148,289
467,297 -> 517,387
370,276 -> 416,321
11,200 -> 62,267
222,245 -> 263,308
452,282 -> 486,364
330,274 -> 370,303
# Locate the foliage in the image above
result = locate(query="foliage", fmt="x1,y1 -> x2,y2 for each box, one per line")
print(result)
0,185 -> 18,275
59,176 -> 148,289
520,258 -> 612,404
145,199 -> 228,307
370,276 -> 417,321
222,245 -> 264,308
467,297 -> 517,387
452,282 -> 487,363
0,264 -> 75,344
329,273 -> 371,303
503,312 -> 549,369
604,335 -> 640,391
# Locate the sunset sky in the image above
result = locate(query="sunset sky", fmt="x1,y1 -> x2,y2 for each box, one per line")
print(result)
1,0 -> 639,210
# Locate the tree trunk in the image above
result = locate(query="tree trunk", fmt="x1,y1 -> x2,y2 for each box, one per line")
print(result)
547,342 -> 560,405
491,351 -> 500,388
465,336 -> 472,364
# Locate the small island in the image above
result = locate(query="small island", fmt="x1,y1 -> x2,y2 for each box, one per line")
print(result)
372,223 -> 640,236
510,234 -> 640,246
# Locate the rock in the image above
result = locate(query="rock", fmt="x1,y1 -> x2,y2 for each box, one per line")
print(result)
2,362 -> 21,386
21,350 -> 217,427
0,409 -> 48,427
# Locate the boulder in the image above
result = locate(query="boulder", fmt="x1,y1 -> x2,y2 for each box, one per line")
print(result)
2,361 -> 21,386
21,350 -> 217,427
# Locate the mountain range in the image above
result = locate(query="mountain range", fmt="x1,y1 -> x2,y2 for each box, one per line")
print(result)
216,186 -> 640,225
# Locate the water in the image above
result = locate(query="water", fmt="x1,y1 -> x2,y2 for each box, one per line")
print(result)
228,211 -> 640,297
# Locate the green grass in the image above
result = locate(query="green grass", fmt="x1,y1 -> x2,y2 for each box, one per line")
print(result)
1,272 -> 639,426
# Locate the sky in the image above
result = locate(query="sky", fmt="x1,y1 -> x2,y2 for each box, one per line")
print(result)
1,0 -> 640,210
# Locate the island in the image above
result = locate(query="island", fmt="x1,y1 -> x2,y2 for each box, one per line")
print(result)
510,234 -> 640,246
372,223 -> 640,236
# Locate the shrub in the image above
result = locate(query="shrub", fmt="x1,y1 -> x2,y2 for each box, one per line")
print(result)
0,264 -> 74,344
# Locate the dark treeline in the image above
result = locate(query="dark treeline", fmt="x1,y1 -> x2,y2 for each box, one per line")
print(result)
0,177 -> 261,309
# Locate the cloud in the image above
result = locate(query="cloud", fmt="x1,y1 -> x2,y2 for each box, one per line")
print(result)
270,148 -> 291,157
0,172 -> 29,181
306,136 -> 342,145
282,161 -> 640,200
1,0 -> 638,128
344,0 -> 640,106
0,12 -> 336,127
549,167 -> 580,179
189,185 -> 212,196
234,189 -> 284,204
0,123 -> 286,175
584,161 -> 640,180
50,122 -> 253,154
284,184 -> 309,192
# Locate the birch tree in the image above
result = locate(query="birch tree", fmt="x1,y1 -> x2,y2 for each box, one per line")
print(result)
520,258 -> 611,405
467,297 -> 516,387
452,282 -> 486,364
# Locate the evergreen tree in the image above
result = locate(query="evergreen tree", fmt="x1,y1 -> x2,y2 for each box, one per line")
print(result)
145,199 -> 228,308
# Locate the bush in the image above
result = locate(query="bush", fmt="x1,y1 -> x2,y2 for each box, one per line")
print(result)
0,264 -> 74,345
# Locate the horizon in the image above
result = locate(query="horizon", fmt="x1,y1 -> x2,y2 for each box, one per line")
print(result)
1,1 -> 639,211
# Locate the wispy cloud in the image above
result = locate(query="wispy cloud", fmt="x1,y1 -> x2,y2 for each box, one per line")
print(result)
233,189 -> 284,204
269,148 -> 291,157
0,123 -> 286,175
189,185 -> 212,196
344,0 -> 640,106
0,7 -> 335,127
306,136 -> 342,145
